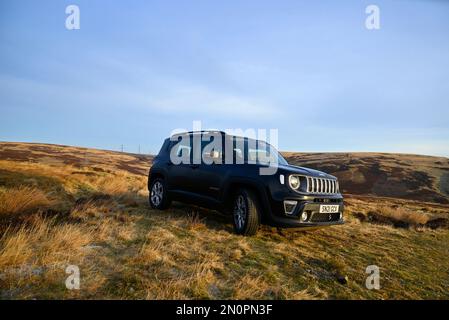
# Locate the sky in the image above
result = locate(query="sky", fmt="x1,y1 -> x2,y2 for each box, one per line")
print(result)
1,0 -> 448,156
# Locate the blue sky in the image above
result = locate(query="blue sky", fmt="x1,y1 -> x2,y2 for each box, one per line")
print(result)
1,0 -> 448,156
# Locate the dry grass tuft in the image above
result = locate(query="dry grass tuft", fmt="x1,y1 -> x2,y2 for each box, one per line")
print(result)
233,275 -> 269,299
0,186 -> 55,217
230,249 -> 243,260
184,210 -> 206,230
232,274 -> 314,299
96,172 -> 141,196
0,216 -> 94,269
70,200 -> 116,221
368,206 -> 429,228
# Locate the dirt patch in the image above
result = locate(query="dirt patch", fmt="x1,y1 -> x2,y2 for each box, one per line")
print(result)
0,148 -> 35,162
425,218 -> 449,230
116,162 -> 148,175
439,173 -> 449,196
366,211 -> 412,228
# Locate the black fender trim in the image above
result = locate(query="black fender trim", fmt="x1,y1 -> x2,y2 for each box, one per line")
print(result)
148,169 -> 167,191
221,177 -> 274,222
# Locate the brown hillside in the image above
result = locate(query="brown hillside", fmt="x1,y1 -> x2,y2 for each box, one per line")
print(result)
0,142 -> 153,176
1,142 -> 448,204
283,152 -> 449,204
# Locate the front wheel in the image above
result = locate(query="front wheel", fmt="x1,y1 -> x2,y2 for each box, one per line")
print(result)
232,189 -> 261,236
149,178 -> 171,210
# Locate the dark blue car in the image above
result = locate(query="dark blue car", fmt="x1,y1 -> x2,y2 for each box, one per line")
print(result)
149,131 -> 344,235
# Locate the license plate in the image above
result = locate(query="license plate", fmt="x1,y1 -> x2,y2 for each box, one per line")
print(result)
319,205 -> 339,213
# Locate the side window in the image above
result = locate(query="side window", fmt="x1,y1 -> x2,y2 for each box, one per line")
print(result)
169,135 -> 191,164
177,145 -> 191,157
233,138 -> 245,164
202,134 -> 223,164
248,149 -> 257,162
234,148 -> 243,159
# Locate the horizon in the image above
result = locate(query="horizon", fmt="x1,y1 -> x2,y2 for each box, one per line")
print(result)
2,139 -> 448,160
1,1 -> 449,157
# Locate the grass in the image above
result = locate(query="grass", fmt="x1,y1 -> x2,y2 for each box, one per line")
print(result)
369,206 -> 429,226
0,186 -> 55,217
0,145 -> 449,299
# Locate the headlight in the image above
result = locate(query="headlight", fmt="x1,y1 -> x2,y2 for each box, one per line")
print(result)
289,175 -> 300,190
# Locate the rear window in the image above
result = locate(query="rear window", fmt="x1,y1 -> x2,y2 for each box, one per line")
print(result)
157,139 -> 170,156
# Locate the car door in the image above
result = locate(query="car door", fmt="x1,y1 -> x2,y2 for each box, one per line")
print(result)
166,135 -> 196,195
193,134 -> 227,201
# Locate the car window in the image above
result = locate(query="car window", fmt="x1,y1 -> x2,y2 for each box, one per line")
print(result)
201,134 -> 223,164
232,137 -> 245,164
173,138 -> 191,159
234,148 -> 243,161
177,145 -> 191,157
232,137 -> 287,165
248,148 -> 265,162
157,139 -> 170,156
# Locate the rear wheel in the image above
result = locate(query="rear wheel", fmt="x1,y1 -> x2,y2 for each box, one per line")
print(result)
232,188 -> 261,236
149,178 -> 171,210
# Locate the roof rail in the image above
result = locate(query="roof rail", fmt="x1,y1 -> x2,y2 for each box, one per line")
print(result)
171,130 -> 226,137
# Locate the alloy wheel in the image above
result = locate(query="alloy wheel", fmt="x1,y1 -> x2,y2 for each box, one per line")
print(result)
150,181 -> 163,207
233,195 -> 247,230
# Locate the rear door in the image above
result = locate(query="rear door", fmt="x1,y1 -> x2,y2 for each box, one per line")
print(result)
193,134 -> 227,201
166,135 -> 195,194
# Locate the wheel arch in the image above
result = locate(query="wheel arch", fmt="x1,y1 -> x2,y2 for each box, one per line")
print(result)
222,178 -> 272,219
148,171 -> 165,190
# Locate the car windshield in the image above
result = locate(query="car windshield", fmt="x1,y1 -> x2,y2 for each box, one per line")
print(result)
233,137 -> 288,165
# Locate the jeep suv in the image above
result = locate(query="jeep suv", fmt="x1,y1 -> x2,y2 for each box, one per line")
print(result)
148,131 -> 344,235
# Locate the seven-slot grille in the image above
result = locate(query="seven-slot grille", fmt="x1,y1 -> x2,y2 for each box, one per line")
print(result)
306,177 -> 339,194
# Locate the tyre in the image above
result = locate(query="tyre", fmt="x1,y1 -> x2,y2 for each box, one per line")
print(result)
149,178 -> 171,210
232,188 -> 261,236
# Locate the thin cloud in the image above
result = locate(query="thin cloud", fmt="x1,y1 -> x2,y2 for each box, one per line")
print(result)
146,85 -> 278,118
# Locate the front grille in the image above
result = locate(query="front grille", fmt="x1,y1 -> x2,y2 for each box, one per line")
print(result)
310,212 -> 340,222
306,177 -> 339,194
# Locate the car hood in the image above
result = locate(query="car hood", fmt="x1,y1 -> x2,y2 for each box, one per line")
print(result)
277,164 -> 337,179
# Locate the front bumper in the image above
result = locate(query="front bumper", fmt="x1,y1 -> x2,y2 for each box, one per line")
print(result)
266,194 -> 344,228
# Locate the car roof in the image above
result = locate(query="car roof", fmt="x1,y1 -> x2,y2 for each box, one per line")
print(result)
169,131 -> 275,148
171,130 -> 225,137
170,130 -> 259,141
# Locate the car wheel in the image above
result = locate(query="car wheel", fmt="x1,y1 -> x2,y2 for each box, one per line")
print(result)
149,178 -> 171,210
232,188 -> 261,236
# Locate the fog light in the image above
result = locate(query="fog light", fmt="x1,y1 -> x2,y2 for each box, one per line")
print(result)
284,200 -> 297,215
339,212 -> 343,220
300,212 -> 309,222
